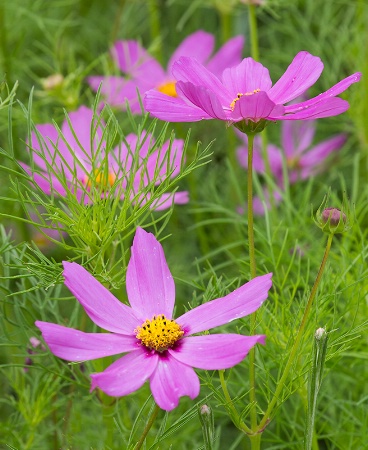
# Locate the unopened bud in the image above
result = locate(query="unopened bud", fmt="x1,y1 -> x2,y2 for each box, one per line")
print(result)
41,73 -> 64,91
198,404 -> 214,448
313,192 -> 352,235
315,327 -> 327,340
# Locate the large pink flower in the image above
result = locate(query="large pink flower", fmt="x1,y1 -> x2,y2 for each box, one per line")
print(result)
144,52 -> 361,127
88,30 -> 244,113
21,106 -> 188,211
35,227 -> 272,411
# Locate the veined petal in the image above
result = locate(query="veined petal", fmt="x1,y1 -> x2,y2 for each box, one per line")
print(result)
172,57 -> 231,105
35,321 -> 139,361
281,120 -> 316,158
150,353 -> 200,411
169,334 -> 266,370
284,72 -> 361,113
268,52 -> 324,104
177,273 -> 272,335
299,133 -> 347,169
90,347 -> 158,396
167,31 -> 214,75
176,82 -> 228,120
112,40 -> 165,84
63,262 -> 139,334
144,90 -> 211,122
277,97 -> 349,120
222,57 -> 272,95
231,91 -> 281,122
126,227 -> 175,320
206,35 -> 245,79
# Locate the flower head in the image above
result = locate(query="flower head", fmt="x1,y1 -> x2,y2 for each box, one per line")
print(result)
21,106 -> 188,210
35,227 -> 272,411
144,52 -> 361,130
88,31 -> 244,113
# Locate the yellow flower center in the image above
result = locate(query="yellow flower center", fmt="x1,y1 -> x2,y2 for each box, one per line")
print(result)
84,169 -> 116,190
286,156 -> 302,170
156,81 -> 178,97
135,314 -> 184,352
230,89 -> 261,110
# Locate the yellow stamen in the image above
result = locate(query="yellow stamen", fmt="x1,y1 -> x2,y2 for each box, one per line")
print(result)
135,314 -> 184,352
287,156 -> 302,170
84,168 -> 116,190
230,89 -> 261,110
157,81 -> 178,97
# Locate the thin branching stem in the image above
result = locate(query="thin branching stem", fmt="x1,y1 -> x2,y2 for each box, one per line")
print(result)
134,403 -> 160,450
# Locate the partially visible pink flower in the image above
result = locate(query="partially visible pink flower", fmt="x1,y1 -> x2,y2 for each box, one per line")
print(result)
144,52 -> 360,129
36,227 -> 272,411
237,120 -> 347,185
21,106 -> 188,210
88,30 -> 244,113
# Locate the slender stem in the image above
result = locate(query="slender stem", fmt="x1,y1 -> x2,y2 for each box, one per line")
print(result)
218,370 -> 252,435
134,403 -> 160,450
247,134 -> 257,279
257,233 -> 334,432
248,5 -> 260,61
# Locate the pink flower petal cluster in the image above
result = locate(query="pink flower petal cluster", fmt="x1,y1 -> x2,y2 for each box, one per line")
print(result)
36,227 -> 272,411
144,51 -> 361,125
236,119 -> 347,215
88,30 -> 244,113
21,106 -> 188,211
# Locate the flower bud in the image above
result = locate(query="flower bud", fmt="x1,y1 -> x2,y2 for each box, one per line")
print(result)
313,192 -> 352,235
320,208 -> 347,233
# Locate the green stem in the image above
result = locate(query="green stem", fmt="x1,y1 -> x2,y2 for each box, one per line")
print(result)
148,0 -> 162,64
248,5 -> 260,61
257,233 -> 334,432
134,403 -> 160,450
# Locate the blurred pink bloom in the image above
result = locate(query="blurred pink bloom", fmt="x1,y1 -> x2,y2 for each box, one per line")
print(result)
36,227 -> 272,411
88,30 -> 244,113
144,52 -> 360,125
21,106 -> 188,211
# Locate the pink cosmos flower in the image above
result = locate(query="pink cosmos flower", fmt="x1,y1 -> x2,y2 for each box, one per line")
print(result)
87,30 -> 244,113
21,106 -> 188,211
237,120 -> 347,185
144,52 -> 361,128
35,227 -> 272,411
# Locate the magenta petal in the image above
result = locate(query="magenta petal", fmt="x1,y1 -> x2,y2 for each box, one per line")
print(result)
268,52 -> 324,104
278,97 -> 349,120
167,30 -> 214,75
284,72 -> 361,114
299,133 -> 347,169
90,347 -> 158,397
222,57 -> 272,95
206,35 -> 245,79
231,92 -> 280,122
144,90 -> 210,122
177,273 -> 272,335
150,353 -> 200,411
172,57 -> 231,105
150,191 -> 189,211
63,262 -> 139,334
169,334 -> 265,370
126,227 -> 175,320
281,120 -> 316,158
176,82 -> 228,120
20,163 -> 68,197
35,321 -> 139,361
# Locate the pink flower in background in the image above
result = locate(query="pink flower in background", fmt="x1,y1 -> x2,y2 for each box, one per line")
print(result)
36,227 -> 272,411
21,106 -> 188,211
88,30 -> 244,113
144,51 -> 360,125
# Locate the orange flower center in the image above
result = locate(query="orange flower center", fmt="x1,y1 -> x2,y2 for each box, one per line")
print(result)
156,81 -> 178,97
84,169 -> 116,190
135,314 -> 184,352
230,88 -> 261,110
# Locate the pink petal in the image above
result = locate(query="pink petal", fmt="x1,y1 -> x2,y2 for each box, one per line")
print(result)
29,124 -> 62,172
277,97 -> 349,120
253,189 -> 283,216
176,82 -> 228,120
299,133 -> 346,170
169,334 -> 265,370
35,321 -> 139,361
268,52 -> 324,104
281,120 -> 316,158
144,89 -> 211,122
150,191 -> 189,211
177,273 -> 272,335
231,91 -> 282,122
206,35 -> 245,78
284,72 -> 361,114
172,57 -> 231,105
90,347 -> 159,397
150,352 -> 200,411
167,31 -> 215,75
20,163 -> 69,197
126,227 -> 175,320
63,262 -> 139,334
222,57 -> 272,95
112,40 -> 165,84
